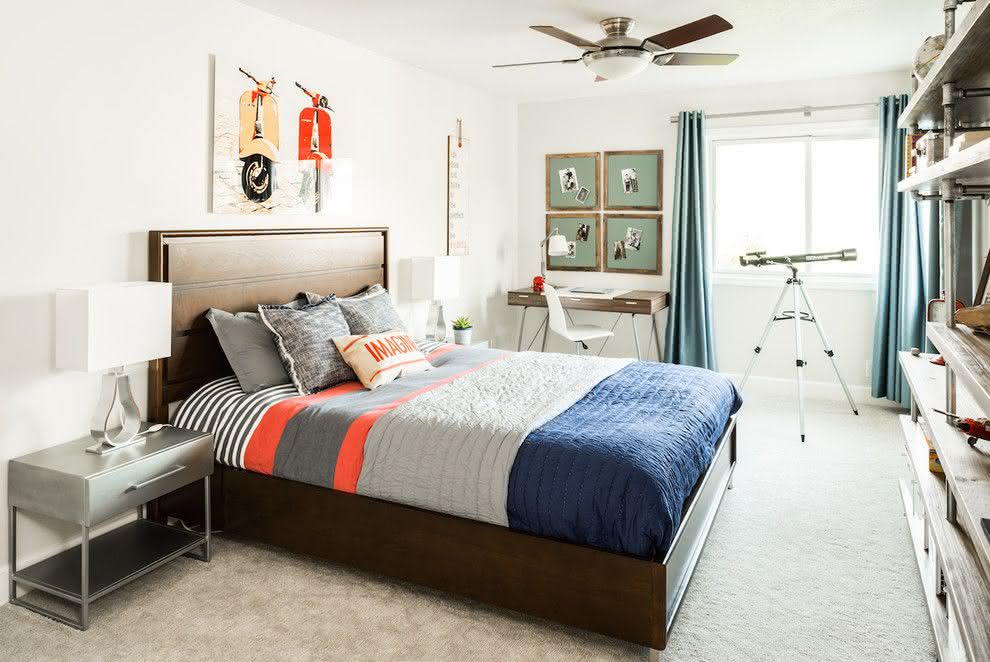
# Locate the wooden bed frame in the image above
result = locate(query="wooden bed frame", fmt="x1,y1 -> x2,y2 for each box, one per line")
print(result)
146,227 -> 737,652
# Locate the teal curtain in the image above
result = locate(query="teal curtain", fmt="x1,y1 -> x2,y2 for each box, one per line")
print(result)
664,110 -> 717,369
872,95 -> 927,406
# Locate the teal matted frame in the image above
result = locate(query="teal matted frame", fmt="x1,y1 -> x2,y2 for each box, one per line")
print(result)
604,150 -> 663,211
602,213 -> 662,275
546,152 -> 601,211
546,213 -> 601,272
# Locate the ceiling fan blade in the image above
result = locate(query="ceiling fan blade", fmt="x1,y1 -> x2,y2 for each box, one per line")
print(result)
642,15 -> 733,50
530,25 -> 601,50
492,58 -> 582,69
655,52 -> 738,66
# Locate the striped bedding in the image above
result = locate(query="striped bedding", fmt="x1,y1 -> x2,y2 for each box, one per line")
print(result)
175,343 -> 741,558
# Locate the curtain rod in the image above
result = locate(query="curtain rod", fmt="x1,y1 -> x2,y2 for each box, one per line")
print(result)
668,102 -> 879,124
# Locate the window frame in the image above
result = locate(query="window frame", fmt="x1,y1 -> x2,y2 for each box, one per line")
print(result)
707,119 -> 880,290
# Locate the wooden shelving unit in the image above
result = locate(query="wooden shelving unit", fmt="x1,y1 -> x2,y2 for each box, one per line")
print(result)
899,352 -> 990,579
898,0 -> 990,130
895,5 -> 990,657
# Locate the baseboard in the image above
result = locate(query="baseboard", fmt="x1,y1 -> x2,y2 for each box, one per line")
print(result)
724,373 -> 895,408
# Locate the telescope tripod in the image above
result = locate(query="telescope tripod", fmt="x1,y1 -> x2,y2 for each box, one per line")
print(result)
740,265 -> 859,441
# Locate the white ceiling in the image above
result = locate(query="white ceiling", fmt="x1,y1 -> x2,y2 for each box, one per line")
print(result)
239,0 -> 942,102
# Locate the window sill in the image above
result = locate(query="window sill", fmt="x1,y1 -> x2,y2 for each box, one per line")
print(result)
712,271 -> 877,291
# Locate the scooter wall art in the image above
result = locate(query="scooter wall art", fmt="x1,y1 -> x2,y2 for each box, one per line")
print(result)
212,58 -> 349,214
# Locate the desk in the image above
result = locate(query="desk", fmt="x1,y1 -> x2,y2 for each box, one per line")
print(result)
507,288 -> 669,360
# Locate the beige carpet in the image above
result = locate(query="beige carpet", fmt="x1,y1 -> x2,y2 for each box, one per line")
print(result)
0,389 -> 935,661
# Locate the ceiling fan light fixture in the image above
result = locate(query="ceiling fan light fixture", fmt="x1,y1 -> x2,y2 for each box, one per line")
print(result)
582,49 -> 653,81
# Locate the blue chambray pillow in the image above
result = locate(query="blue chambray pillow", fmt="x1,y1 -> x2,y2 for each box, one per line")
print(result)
258,295 -> 355,394
305,284 -> 407,335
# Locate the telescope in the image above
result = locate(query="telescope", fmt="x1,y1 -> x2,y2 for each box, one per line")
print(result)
739,248 -> 858,268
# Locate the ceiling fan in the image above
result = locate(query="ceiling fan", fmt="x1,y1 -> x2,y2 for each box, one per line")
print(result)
493,14 -> 738,81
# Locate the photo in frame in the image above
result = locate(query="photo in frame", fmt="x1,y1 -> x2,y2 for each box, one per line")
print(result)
546,214 -> 601,272
604,150 -> 662,211
546,153 -> 600,210
602,214 -> 662,274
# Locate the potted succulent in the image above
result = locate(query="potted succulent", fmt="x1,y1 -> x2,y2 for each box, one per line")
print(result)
452,316 -> 473,345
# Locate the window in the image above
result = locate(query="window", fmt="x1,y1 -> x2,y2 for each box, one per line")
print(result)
710,122 -> 880,280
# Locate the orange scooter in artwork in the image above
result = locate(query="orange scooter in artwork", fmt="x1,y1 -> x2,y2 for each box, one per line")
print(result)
295,81 -> 333,211
238,67 -> 279,202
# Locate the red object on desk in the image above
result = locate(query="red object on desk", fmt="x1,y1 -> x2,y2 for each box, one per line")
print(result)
532,276 -> 545,293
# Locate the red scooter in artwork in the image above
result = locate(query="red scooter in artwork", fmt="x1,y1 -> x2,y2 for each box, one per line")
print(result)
295,81 -> 333,211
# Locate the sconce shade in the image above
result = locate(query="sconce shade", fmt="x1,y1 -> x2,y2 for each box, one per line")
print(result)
56,282 -> 173,372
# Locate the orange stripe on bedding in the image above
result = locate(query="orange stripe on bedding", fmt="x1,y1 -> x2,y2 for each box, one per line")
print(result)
332,355 -> 509,493
426,344 -> 461,361
243,381 -> 365,475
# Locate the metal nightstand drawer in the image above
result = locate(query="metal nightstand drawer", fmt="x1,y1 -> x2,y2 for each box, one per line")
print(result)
8,426 -> 213,526
87,436 -> 211,525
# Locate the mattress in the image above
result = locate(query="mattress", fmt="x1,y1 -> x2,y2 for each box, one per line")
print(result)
174,344 -> 741,558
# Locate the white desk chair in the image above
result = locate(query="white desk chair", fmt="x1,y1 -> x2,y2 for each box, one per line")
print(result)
543,284 -> 614,354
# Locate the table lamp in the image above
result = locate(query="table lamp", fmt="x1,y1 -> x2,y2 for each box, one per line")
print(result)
55,282 -> 172,453
541,227 -> 569,278
411,256 -> 460,342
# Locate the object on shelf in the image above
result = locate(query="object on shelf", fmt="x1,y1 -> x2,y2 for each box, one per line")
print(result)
918,417 -> 943,473
950,129 -> 990,155
933,408 -> 990,448
904,131 -> 924,177
532,275 -> 545,293
928,297 -> 966,362
956,303 -> 990,333
976,247 -> 990,306
913,34 -> 946,82
913,131 -> 944,170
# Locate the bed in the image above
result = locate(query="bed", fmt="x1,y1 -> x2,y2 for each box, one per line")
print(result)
147,227 -> 740,653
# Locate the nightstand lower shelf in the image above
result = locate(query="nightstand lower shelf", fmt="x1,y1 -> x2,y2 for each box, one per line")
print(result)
13,519 -> 204,603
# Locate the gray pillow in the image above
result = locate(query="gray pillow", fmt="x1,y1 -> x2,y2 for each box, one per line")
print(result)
205,298 -> 303,393
305,284 -> 407,335
258,296 -> 355,394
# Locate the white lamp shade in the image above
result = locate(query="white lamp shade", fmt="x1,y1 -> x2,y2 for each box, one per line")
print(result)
56,281 -> 172,372
548,233 -> 569,257
411,256 -> 461,300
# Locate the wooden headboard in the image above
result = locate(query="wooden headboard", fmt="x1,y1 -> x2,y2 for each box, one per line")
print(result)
147,227 -> 389,423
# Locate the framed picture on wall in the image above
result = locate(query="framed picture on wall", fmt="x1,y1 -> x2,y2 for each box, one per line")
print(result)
546,153 -> 600,211
602,214 -> 662,274
604,150 -> 662,211
546,214 -> 600,272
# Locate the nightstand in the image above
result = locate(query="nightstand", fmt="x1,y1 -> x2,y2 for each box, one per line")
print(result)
8,425 -> 213,630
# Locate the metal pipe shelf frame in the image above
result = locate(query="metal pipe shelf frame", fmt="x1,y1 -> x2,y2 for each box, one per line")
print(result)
894,4 -> 990,661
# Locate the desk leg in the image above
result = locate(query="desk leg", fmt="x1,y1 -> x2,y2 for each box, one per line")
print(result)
652,313 -> 663,362
631,314 -> 641,360
516,306 -> 528,352
541,312 -> 550,352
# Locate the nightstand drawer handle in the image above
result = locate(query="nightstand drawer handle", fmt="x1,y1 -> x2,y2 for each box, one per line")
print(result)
126,465 -> 186,492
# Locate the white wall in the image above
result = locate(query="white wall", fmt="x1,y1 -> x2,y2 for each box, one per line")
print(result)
0,0 -> 517,600
516,70 -> 908,388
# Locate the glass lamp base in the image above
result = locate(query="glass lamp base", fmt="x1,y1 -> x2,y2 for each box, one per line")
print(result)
87,367 -> 142,453
426,301 -> 447,342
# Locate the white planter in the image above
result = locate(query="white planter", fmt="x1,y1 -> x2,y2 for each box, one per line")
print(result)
453,328 -> 473,345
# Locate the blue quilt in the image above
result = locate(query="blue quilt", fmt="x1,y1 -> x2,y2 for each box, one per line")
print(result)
507,361 -> 742,560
